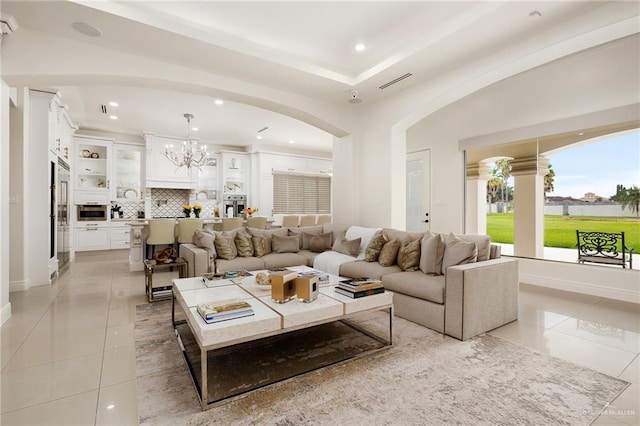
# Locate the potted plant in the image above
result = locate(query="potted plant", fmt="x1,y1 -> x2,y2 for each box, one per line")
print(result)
182,204 -> 192,218
193,204 -> 202,218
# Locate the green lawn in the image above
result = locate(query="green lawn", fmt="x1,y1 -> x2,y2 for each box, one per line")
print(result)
486,214 -> 640,252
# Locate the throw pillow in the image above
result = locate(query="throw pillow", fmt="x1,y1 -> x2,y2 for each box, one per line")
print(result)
364,230 -> 388,262
252,235 -> 269,257
214,234 -> 237,260
272,234 -> 300,253
458,234 -> 491,261
193,229 -> 216,253
345,226 -> 380,260
442,233 -> 478,272
309,235 -> 327,253
289,226 -> 323,249
332,233 -> 362,257
397,237 -> 421,271
234,232 -> 254,257
419,233 -> 445,275
247,227 -> 288,255
378,239 -> 400,267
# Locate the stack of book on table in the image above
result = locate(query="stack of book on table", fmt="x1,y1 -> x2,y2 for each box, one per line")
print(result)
335,278 -> 384,298
196,298 -> 254,324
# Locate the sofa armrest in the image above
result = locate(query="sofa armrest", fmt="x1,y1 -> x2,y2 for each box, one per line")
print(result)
179,243 -> 211,277
444,258 -> 518,340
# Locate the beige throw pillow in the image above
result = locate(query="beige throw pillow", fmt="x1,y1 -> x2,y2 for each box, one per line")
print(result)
442,233 -> 478,272
378,239 -> 400,267
419,233 -> 445,275
234,232 -> 254,257
364,230 -> 389,262
272,234 -> 300,253
458,234 -> 491,261
214,234 -> 237,260
332,233 -> 361,257
397,237 -> 421,271
308,232 -> 332,253
247,227 -> 288,255
252,235 -> 269,257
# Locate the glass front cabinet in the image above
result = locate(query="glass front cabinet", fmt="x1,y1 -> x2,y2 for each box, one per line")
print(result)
113,143 -> 144,201
74,136 -> 113,205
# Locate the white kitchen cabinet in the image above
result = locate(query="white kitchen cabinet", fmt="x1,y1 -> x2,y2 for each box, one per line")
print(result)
307,158 -> 332,174
195,150 -> 218,201
221,151 -> 248,194
110,225 -> 131,249
74,222 -> 110,251
144,133 -> 197,189
74,136 -> 113,204
113,143 -> 144,201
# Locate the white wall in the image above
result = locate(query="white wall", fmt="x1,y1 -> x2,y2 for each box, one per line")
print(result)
1,80 -> 12,324
9,88 -> 27,290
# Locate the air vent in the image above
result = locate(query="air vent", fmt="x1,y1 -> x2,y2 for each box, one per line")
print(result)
257,127 -> 269,133
101,104 -> 107,114
378,73 -> 413,90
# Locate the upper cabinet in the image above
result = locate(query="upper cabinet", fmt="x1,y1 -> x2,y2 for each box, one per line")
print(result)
221,151 -> 248,194
74,136 -> 113,204
48,96 -> 77,162
113,143 -> 144,201
144,133 -> 197,189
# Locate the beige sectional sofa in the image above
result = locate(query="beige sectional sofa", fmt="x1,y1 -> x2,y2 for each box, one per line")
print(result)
179,224 -> 518,340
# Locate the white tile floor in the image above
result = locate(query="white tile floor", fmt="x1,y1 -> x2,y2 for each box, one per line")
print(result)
1,250 -> 638,425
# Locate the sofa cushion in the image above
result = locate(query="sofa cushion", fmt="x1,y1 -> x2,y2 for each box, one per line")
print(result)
397,237 -> 421,271
378,239 -> 400,267
214,234 -> 238,260
420,233 -> 445,275
322,223 -> 349,245
332,233 -> 362,257
272,234 -> 300,253
442,233 -> 478,271
216,256 -> 265,273
262,253 -> 308,269
252,235 -> 269,257
309,233 -> 332,253
296,250 -> 320,267
192,229 -> 216,259
234,232 -> 254,257
346,226 -> 380,260
247,227 -> 289,255
313,250 -> 356,276
364,230 -> 389,262
289,226 -> 324,249
383,271 -> 445,305
458,234 -> 491,261
339,260 -> 402,281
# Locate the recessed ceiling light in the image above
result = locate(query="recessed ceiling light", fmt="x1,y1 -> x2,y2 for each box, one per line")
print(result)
288,140 -> 295,144
108,101 -> 118,107
578,132 -> 585,136
109,115 -> 118,120
256,135 -> 263,140
71,22 -> 102,37
192,127 -> 199,131
214,99 -> 224,105
354,43 -> 366,52
106,404 -> 115,410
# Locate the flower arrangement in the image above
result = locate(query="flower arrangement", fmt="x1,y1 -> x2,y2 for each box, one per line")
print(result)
241,207 -> 259,217
182,204 -> 192,218
193,204 -> 202,218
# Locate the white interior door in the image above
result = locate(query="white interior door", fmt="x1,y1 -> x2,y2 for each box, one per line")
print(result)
406,149 -> 431,232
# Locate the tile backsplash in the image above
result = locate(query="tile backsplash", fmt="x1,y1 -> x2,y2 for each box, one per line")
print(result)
111,200 -> 144,219
150,188 -> 190,218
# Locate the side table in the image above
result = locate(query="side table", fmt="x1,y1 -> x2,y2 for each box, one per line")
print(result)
144,257 -> 188,302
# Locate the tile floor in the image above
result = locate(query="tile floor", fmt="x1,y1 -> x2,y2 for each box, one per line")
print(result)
1,250 -> 638,425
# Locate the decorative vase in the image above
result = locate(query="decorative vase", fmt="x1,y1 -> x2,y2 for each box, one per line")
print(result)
194,210 -> 201,218
183,209 -> 191,218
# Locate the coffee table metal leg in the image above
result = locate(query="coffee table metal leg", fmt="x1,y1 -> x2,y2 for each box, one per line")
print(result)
201,348 -> 208,410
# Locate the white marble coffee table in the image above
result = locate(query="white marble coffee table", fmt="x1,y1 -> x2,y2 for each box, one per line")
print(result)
172,269 -> 393,410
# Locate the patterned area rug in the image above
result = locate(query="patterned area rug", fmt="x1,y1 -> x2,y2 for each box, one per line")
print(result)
135,301 -> 629,425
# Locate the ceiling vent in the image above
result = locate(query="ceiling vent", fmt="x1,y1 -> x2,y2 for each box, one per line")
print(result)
0,15 -> 18,37
257,126 -> 269,133
101,104 -> 107,114
378,73 -> 413,90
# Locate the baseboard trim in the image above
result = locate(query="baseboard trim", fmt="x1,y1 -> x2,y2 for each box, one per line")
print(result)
1,302 -> 12,326
520,272 -> 640,304
9,279 -> 30,292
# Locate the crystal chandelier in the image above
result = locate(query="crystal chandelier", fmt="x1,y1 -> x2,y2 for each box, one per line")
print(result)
164,113 -> 207,170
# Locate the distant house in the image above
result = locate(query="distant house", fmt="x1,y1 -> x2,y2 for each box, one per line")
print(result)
546,196 -> 584,203
580,192 -> 610,202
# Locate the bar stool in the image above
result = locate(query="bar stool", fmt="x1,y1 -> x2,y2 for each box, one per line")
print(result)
299,215 -> 317,227
176,218 -> 204,244
221,217 -> 243,231
282,215 -> 300,228
246,216 -> 268,230
146,219 -> 176,259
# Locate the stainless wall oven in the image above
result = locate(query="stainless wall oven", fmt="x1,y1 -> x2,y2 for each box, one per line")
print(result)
77,204 -> 108,221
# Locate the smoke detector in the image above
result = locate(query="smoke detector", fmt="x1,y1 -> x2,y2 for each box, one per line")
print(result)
348,90 -> 362,104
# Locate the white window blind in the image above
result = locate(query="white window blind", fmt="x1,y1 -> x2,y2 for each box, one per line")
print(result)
273,171 -> 331,214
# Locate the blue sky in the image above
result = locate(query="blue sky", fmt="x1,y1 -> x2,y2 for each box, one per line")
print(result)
546,131 -> 639,199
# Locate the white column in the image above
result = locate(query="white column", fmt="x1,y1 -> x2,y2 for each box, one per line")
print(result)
511,156 -> 549,258
1,80 -> 12,324
465,162 -> 490,234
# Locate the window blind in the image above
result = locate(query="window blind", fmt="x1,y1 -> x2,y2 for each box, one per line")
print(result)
273,171 -> 331,214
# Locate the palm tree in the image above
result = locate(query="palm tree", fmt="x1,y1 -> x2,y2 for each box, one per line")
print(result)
487,174 -> 502,214
617,185 -> 640,217
544,164 -> 555,199
495,158 -> 511,212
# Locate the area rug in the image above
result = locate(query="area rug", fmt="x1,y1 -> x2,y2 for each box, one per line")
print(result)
135,301 -> 629,425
